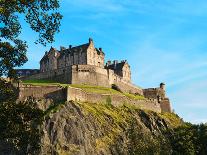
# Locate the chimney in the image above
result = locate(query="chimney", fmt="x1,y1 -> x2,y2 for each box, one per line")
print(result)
99,48 -> 102,51
69,45 -> 72,49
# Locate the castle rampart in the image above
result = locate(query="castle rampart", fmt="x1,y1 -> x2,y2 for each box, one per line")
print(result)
17,84 -> 161,113
18,84 -> 67,101
22,64 -> 143,95
67,87 -> 161,113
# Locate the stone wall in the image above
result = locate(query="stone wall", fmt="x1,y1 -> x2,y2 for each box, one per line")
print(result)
18,85 -> 67,101
67,87 -> 161,113
71,65 -> 143,95
71,65 -> 110,87
17,84 -> 170,113
160,98 -> 172,113
113,74 -> 143,95
143,87 -> 166,100
22,64 -> 143,95
22,67 -> 73,84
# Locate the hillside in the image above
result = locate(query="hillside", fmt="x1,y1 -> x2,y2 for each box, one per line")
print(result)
38,100 -> 181,155
1,80 -> 207,155
40,100 -> 183,155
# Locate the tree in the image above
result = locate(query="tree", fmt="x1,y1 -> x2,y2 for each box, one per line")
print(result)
0,0 -> 62,77
0,1 -> 62,153
0,79 -> 44,154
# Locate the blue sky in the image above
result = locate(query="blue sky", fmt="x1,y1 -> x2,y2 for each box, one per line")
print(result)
18,0 -> 207,124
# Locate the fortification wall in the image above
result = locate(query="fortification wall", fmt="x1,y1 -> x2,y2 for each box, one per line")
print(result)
160,98 -> 171,113
71,65 -> 110,87
112,74 -> 143,95
67,87 -> 161,113
21,65 -> 143,95
17,84 -> 163,113
18,85 -> 67,101
71,65 -> 143,95
21,67 -> 73,84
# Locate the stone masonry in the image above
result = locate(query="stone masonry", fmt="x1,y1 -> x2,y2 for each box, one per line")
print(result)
17,38 -> 172,113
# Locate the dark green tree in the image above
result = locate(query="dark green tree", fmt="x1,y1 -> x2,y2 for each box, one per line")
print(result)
169,123 -> 201,155
197,123 -> 207,155
0,79 -> 44,154
0,1 -> 62,154
0,0 -> 62,77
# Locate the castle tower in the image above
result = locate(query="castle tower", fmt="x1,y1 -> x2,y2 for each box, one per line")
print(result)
159,83 -> 166,99
160,82 -> 165,91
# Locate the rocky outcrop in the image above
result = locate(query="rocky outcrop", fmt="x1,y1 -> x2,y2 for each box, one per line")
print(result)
39,101 -> 182,155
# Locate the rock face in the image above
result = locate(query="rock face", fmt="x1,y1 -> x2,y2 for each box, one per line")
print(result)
39,101 -> 181,155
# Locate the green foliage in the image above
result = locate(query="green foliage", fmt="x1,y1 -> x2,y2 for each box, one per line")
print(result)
0,100 -> 44,154
0,41 -> 28,77
0,78 -> 18,102
0,79 -> 44,154
75,101 -> 175,155
0,0 -> 62,77
169,123 -> 207,155
159,112 -> 183,128
127,118 -> 172,155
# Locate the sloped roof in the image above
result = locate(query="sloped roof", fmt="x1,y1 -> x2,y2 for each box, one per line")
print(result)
40,47 -> 60,63
106,61 -> 129,71
59,43 -> 90,58
95,48 -> 105,55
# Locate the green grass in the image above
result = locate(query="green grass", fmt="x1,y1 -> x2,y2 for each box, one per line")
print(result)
69,84 -> 121,95
22,80 -> 145,100
22,79 -> 61,85
123,93 -> 146,100
158,112 -> 183,128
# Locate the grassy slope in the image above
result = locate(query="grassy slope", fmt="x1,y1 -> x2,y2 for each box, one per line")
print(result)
44,101 -> 183,154
22,79 -> 146,100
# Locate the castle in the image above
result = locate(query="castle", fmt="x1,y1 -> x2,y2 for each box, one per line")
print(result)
17,38 -> 171,113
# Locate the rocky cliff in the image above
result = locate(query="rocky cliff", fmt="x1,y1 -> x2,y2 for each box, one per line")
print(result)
37,100 -> 182,155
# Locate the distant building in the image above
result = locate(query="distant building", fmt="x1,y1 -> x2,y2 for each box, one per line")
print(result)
15,69 -> 40,78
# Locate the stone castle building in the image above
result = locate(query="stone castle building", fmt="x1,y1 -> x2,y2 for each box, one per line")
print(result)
18,38 -> 171,112
21,38 -> 138,93
39,38 -> 131,83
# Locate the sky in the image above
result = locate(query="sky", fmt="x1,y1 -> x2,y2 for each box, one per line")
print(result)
18,0 -> 207,124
